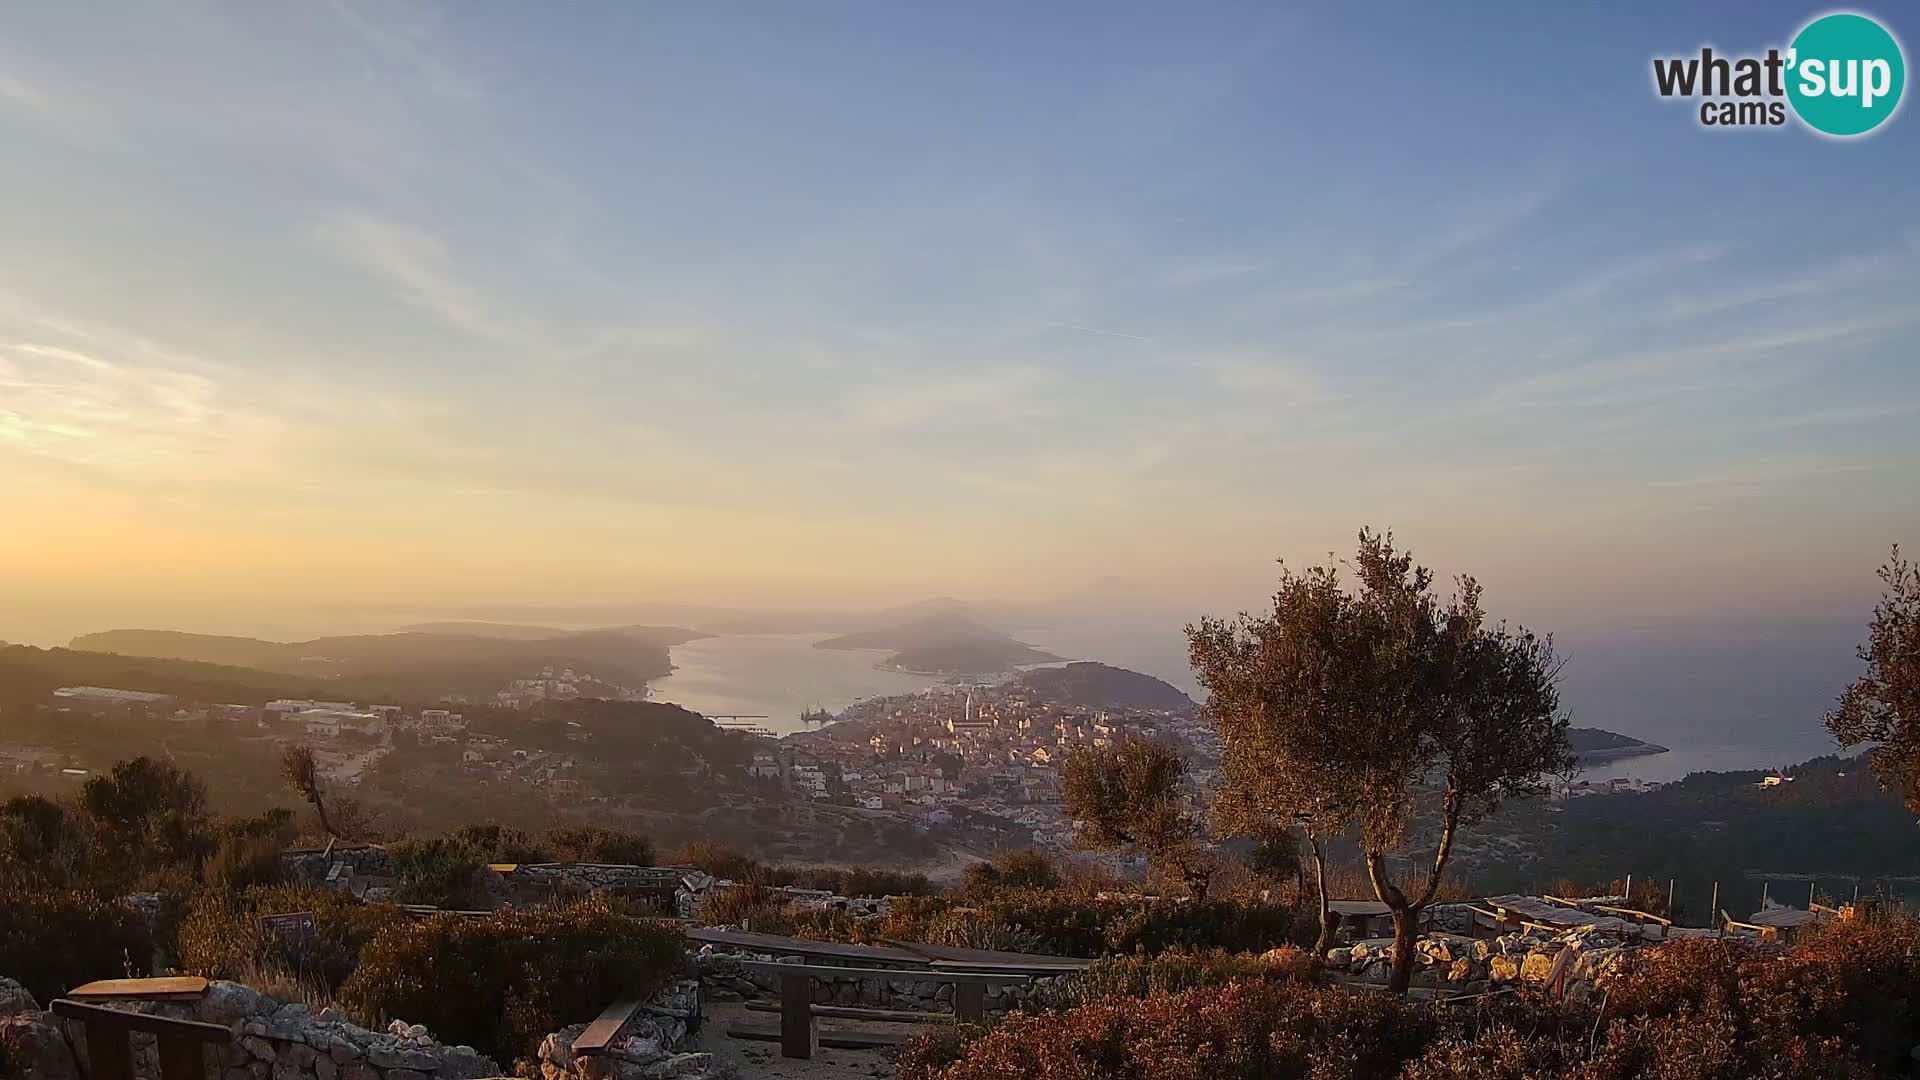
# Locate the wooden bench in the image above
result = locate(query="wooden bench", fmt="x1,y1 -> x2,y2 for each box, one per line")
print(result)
728,961 -> 1028,1059
570,998 -> 647,1058
52,999 -> 232,1080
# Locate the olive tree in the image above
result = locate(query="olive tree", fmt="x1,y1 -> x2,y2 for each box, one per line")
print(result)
281,744 -> 345,840
1826,545 -> 1920,817
1188,529 -> 1572,993
1061,739 -> 1215,899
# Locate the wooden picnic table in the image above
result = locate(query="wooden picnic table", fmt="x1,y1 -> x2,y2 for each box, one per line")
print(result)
68,977 -> 210,1003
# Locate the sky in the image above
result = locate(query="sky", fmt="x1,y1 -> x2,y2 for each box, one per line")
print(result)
1,1 -> 1917,650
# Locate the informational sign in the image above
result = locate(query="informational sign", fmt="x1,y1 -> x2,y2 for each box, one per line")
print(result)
258,911 -> 319,956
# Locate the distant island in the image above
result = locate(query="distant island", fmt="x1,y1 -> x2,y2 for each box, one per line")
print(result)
1568,726 -> 1669,764
1014,662 -> 1193,710
814,612 -> 1064,675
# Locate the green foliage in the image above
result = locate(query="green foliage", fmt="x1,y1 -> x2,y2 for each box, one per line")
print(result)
962,848 -> 1061,895
176,883 -> 407,993
0,886 -> 151,1003
1827,545 -> 1920,816
202,832 -> 290,895
77,757 -> 216,881
388,835 -> 490,909
1189,528 -> 1573,991
543,824 -> 654,865
669,842 -> 933,895
876,888 -> 1295,958
338,899 -> 686,1065
670,842 -> 761,881
0,795 -> 87,888
448,823 -> 554,864
1038,946 -> 1317,1010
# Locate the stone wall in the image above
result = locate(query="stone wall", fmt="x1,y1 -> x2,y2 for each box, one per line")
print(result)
673,872 -> 895,921
0,975 -> 734,1080
1323,927 -> 1639,1000
693,947 -> 1068,1015
0,979 -> 500,1080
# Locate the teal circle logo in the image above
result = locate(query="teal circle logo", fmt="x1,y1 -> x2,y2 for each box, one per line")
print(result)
1787,12 -> 1906,136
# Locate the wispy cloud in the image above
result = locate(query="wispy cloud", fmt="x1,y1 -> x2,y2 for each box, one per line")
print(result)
848,367 -> 1060,432
312,212 -> 525,344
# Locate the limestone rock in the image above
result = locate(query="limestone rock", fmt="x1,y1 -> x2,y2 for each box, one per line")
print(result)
641,1052 -> 714,1078
197,982 -> 267,1027
0,1012 -> 80,1080
0,979 -> 38,1017
1521,951 -> 1556,984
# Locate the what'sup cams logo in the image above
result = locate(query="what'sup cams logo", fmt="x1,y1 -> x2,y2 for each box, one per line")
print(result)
1652,10 -> 1905,136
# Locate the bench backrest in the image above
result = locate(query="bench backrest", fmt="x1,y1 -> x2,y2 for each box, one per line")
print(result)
53,999 -> 232,1080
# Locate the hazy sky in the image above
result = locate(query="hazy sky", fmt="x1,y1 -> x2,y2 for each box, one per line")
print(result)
2,1 -> 1916,645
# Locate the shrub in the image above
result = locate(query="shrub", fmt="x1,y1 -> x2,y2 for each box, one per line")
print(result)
203,833 -> 289,894
176,883 -> 407,993
900,979 -> 1437,1080
669,842 -> 761,882
962,849 -> 1060,895
0,886 -> 151,1003
338,898 -> 686,1066
1039,946 -> 1319,1010
449,824 -> 554,864
700,884 -> 791,929
894,1023 -> 988,1080
879,889 -> 1297,958
387,835 -> 489,909
545,825 -> 654,866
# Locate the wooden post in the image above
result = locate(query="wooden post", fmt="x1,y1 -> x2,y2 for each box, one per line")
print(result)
954,981 -> 986,1023
1809,881 -> 1817,908
81,1020 -> 134,1080
1760,881 -> 1769,909
1668,879 -> 1675,918
1625,873 -> 1632,902
779,972 -> 815,1060
1709,882 -> 1719,928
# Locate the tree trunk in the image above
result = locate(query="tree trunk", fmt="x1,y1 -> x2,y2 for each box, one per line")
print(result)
311,795 -> 340,840
1387,903 -> 1418,994
1308,831 -> 1335,953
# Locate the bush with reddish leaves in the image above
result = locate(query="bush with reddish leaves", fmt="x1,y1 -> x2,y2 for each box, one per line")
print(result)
900,980 -> 1437,1080
904,915 -> 1920,1080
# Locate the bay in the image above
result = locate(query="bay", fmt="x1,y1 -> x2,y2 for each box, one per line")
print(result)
646,633 -> 942,734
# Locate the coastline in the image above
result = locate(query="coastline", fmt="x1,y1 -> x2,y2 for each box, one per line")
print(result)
1575,742 -> 1670,766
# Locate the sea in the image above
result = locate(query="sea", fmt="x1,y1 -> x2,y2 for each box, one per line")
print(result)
645,633 -> 943,733
649,620 -> 1856,781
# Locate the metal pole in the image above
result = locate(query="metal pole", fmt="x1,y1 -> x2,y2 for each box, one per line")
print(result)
1710,882 -> 1719,928
1810,881 -> 1817,908
1668,879 -> 1676,917
1625,873 -> 1633,902
1761,880 -> 1769,909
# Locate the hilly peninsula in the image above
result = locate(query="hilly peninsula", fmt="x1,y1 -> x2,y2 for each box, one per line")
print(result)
814,612 -> 1063,675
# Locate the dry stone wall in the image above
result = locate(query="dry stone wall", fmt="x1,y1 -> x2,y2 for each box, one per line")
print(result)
694,947 -> 1066,1014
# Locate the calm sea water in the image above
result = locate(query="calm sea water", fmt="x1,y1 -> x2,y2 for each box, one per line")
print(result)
1017,620 -> 1849,780
650,622 -> 1852,776
646,633 -> 942,734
